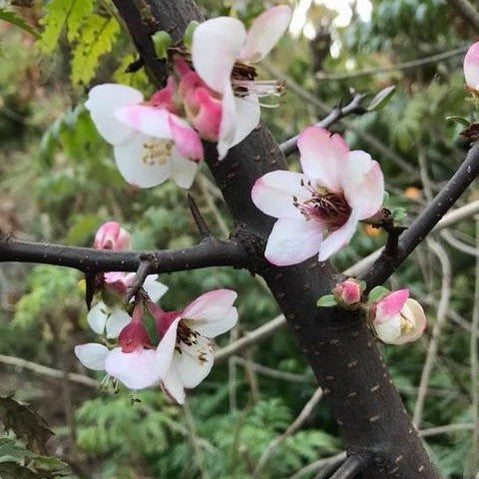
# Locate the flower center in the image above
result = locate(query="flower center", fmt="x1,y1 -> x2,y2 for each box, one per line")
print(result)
294,181 -> 352,230
400,316 -> 414,335
142,139 -> 174,166
175,320 -> 199,352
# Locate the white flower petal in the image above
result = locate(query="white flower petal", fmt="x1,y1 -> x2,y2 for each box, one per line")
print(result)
87,301 -> 109,335
105,347 -> 162,390
217,83 -> 237,160
183,289 -> 237,323
169,153 -> 199,189
251,170 -> 311,219
265,217 -> 323,266
75,343 -> 109,371
114,105 -> 172,138
192,307 -> 238,338
341,151 -> 384,220
162,365 -> 186,404
317,211 -> 359,261
114,134 -> 172,188
192,17 -> 246,93
230,95 -> 260,147
105,308 -> 131,339
176,336 -> 214,388
156,317 -> 182,373
143,275 -> 169,303
374,315 -> 401,344
240,6 -> 292,62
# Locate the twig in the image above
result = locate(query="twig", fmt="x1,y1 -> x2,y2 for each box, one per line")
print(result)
187,193 -> 213,239
280,93 -> 366,156
253,387 -> 324,478
471,217 -> 479,451
361,143 -> 479,288
286,452 -> 347,479
413,240 -> 451,427
446,0 -> 479,32
125,258 -> 153,302
231,356 -> 309,383
0,236 -> 250,274
327,454 -> 371,479
440,229 -> 479,256
316,45 -> 468,81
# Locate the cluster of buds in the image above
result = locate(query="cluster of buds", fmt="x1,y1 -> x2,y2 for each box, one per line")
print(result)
318,278 -> 426,345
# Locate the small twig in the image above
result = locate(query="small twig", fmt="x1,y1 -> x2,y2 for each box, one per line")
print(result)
327,454 -> 371,479
413,240 -> 451,427
187,193 -> 213,239
231,356 -> 309,383
125,257 -> 154,302
253,387 -> 324,478
280,93 -> 367,156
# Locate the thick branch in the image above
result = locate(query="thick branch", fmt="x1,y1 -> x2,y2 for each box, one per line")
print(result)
280,93 -> 367,156
361,142 -> 479,288
0,236 -> 250,273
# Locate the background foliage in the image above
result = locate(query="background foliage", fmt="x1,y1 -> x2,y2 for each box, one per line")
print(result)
0,0 -> 478,477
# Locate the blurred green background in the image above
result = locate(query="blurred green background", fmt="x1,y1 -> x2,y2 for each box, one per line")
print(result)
1,0 -> 479,477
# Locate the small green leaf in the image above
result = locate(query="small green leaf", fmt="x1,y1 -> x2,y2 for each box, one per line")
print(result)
152,30 -> 171,59
0,8 -> 39,38
317,294 -> 338,307
382,191 -> 390,207
392,207 -> 407,222
445,115 -> 470,127
183,20 -> 199,48
367,286 -> 390,304
367,85 -> 396,112
357,280 -> 367,292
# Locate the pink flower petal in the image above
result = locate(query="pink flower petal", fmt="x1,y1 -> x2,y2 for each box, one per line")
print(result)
105,347 -> 162,390
168,115 -> 204,161
317,210 -> 359,261
252,170 -> 311,219
192,17 -> 246,93
240,5 -> 292,62
341,151 -> 384,220
265,217 -> 323,266
376,289 -> 410,321
183,289 -> 238,322
114,105 -> 171,138
75,343 -> 109,371
94,221 -> 130,250
188,87 -> 222,140
464,41 -> 479,90
298,127 -> 349,191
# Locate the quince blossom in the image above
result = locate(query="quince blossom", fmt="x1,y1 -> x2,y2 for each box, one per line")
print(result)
251,127 -> 384,265
464,41 -> 479,92
370,289 -> 426,345
191,5 -> 292,159
152,289 -> 238,404
85,83 -> 203,189
94,221 -> 130,250
75,304 -> 167,390
333,278 -> 363,306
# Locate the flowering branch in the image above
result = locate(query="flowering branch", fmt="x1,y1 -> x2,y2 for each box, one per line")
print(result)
361,142 -> 479,289
280,92 -> 367,156
0,235 -> 250,274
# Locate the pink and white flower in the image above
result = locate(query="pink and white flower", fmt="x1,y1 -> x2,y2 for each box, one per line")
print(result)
333,278 -> 363,306
152,289 -> 238,404
251,127 -> 384,265
94,221 -> 130,250
191,5 -> 292,159
85,83 -> 203,189
464,41 -> 479,92
75,304 -> 166,389
369,289 -> 427,345
103,272 -> 168,303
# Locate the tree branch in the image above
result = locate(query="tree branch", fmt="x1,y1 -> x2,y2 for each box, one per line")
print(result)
0,236 -> 250,274
280,93 -> 367,156
360,142 -> 479,288
328,454 -> 372,479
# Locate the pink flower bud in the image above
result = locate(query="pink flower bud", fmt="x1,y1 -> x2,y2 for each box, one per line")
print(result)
118,304 -> 152,353
464,41 -> 479,91
333,278 -> 362,306
371,289 -> 426,344
94,221 -> 130,251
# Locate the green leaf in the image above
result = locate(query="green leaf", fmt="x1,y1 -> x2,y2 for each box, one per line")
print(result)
0,396 -> 53,455
0,8 -> 39,38
445,115 -> 470,127
70,14 -> 120,85
66,0 -> 94,42
152,30 -> 171,59
392,207 -> 407,222
183,20 -> 199,48
367,85 -> 396,111
317,294 -> 338,307
38,0 -> 71,53
0,462 -> 39,479
367,286 -> 390,304
0,438 -> 32,461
